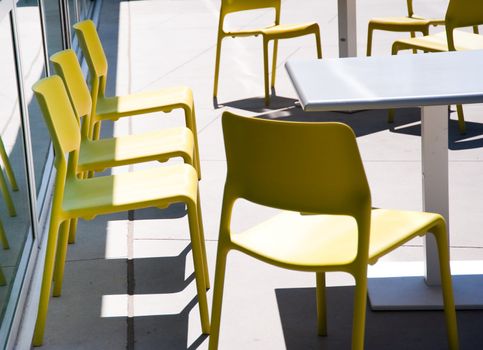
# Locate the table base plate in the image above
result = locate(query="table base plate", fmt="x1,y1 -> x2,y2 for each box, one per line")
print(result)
368,275 -> 483,310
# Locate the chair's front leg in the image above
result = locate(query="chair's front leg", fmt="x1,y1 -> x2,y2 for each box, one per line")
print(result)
351,271 -> 368,350
433,222 -> 459,350
187,200 -> 210,334
213,35 -> 224,99
271,39 -> 279,89
33,217 -> 63,346
53,220 -> 71,297
263,38 -> 270,106
316,272 -> 327,336
208,241 -> 230,350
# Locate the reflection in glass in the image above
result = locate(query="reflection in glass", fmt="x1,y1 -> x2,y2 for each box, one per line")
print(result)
16,0 -> 49,194
0,11 -> 34,333
40,0 -> 63,73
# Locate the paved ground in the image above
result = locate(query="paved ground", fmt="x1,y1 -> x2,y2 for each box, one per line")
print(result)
33,0 -> 483,348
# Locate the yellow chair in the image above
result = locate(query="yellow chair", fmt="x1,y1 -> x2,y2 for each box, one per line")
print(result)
367,0 -> 445,56
213,0 -> 322,106
392,0 -> 483,134
208,112 -> 458,350
0,137 -> 18,217
0,265 -> 6,286
50,48 -> 199,246
72,20 -> 201,176
31,76 -> 210,346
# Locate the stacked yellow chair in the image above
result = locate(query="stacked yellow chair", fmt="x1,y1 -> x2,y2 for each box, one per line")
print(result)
0,137 -> 18,217
366,0 -> 445,56
213,0 -> 322,106
31,76 -> 210,346
72,20 -> 201,177
208,112 -> 458,349
48,48 -> 207,294
391,0 -> 483,134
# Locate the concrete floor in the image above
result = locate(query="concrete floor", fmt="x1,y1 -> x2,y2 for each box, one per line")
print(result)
30,0 -> 483,348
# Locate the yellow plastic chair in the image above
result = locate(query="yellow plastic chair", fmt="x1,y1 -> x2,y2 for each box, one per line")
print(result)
72,20 -> 201,176
392,0 -> 483,134
213,0 -> 322,106
366,0 -> 445,56
0,137 -> 18,217
51,48 -> 198,246
31,76 -> 210,346
208,112 -> 458,350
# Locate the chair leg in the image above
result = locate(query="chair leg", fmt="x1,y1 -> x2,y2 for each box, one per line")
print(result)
0,218 -> 9,250
208,243 -> 229,350
68,218 -> 79,244
433,222 -> 459,350
182,101 -> 202,180
270,39 -> 279,90
263,39 -> 270,106
351,273 -> 368,350
0,138 -> 18,191
410,31 -> 417,54
387,109 -> 395,123
53,220 -> 71,297
456,104 -> 466,135
213,36 -> 223,99
32,217 -> 62,346
315,30 -> 323,59
366,25 -> 374,56
197,192 -> 210,290
187,201 -> 210,334
0,168 -> 16,217
0,266 -> 6,286
316,272 -> 327,336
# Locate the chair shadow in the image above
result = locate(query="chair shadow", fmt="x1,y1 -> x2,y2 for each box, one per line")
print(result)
276,286 -> 483,349
131,242 -> 208,349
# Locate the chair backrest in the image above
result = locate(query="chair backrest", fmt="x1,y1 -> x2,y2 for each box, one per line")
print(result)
221,112 -> 372,219
50,50 -> 93,140
73,20 -> 108,97
32,76 -> 81,161
219,0 -> 281,29
445,0 -> 483,50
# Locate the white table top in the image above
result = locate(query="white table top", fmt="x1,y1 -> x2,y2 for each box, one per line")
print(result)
286,50 -> 483,111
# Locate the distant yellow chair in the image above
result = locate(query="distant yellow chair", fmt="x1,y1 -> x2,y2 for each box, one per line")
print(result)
366,0 -> 445,56
213,0 -> 322,106
392,0 -> 483,134
31,76 -> 210,346
72,20 -> 201,176
208,112 -> 458,350
0,265 -> 6,286
0,137 -> 18,217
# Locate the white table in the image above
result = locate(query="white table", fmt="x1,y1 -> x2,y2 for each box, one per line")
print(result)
286,50 -> 483,309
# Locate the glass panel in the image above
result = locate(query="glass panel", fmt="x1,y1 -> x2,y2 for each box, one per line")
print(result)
16,0 -> 49,195
0,10 -> 34,340
40,0 -> 63,73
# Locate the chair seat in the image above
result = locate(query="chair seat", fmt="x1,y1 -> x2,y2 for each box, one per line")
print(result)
226,22 -> 319,38
231,209 -> 441,269
78,127 -> 194,172
394,30 -> 483,52
96,85 -> 193,119
63,164 -> 198,218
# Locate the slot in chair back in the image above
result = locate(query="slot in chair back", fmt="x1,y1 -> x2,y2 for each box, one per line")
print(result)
446,0 -> 483,50
222,112 -> 371,236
